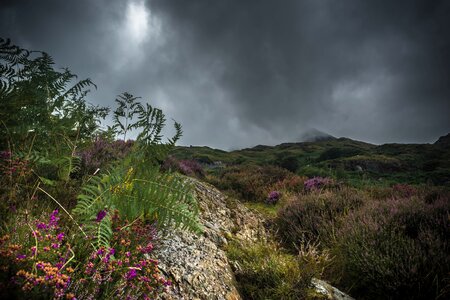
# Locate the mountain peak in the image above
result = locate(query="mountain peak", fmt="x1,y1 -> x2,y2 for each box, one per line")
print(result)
298,128 -> 336,142
434,133 -> 450,147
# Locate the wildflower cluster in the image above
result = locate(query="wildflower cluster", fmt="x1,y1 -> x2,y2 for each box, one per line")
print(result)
71,212 -> 170,299
304,176 -> 333,191
266,191 -> 281,204
0,210 -> 75,299
0,208 -> 171,299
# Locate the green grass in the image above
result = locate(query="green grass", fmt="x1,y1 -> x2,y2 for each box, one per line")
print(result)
226,240 -> 327,300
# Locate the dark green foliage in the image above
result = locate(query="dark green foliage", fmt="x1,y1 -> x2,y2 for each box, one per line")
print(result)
317,147 -> 363,161
172,135 -> 450,187
274,153 -> 300,172
0,38 -> 108,153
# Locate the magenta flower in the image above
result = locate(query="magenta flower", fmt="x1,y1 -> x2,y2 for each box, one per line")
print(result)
267,191 -> 281,204
16,254 -> 26,260
57,232 -> 65,241
49,210 -> 59,227
36,262 -> 45,270
36,222 -> 48,230
304,177 -> 332,191
126,269 -> 137,280
96,210 -> 107,222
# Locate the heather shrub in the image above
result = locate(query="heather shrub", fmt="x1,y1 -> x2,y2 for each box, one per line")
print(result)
0,210 -> 73,299
162,156 -> 205,178
227,240 -> 330,300
266,191 -> 281,204
77,138 -> 134,175
304,176 -> 334,192
269,175 -> 306,193
210,165 -> 291,202
330,194 -> 450,299
276,187 -> 365,250
391,183 -> 417,198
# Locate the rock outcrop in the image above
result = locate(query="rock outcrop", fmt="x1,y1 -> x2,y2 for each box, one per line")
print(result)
156,180 -> 266,300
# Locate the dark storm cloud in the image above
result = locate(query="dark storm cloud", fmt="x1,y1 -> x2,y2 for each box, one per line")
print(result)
1,0 -> 449,149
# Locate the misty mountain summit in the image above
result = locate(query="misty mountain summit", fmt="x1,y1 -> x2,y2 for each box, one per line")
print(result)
297,128 -> 336,142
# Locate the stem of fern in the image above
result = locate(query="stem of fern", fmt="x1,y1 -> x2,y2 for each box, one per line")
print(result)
119,213 -> 144,231
26,222 -> 38,274
60,246 -> 75,270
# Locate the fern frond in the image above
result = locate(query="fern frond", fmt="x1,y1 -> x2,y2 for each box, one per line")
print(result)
56,155 -> 81,181
73,166 -> 202,248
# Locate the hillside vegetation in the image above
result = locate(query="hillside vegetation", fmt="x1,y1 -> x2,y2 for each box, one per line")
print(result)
1,38 -> 449,300
172,134 -> 450,186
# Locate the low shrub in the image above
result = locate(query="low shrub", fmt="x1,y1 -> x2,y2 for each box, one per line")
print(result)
162,156 -> 205,178
330,193 -> 450,299
226,240 -> 330,300
269,175 -> 306,193
276,188 -> 365,250
267,191 -> 281,205
209,165 -> 291,202
304,177 -> 334,192
77,138 -> 134,175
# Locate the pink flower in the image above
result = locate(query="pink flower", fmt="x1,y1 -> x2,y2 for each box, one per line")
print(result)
140,243 -> 153,254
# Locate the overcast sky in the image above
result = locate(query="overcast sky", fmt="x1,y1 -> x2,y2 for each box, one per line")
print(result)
1,0 -> 449,149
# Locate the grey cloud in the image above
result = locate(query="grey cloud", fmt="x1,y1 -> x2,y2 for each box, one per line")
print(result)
1,0 -> 449,149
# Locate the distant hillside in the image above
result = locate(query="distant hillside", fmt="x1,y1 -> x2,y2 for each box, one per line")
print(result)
172,134 -> 450,186
435,133 -> 450,147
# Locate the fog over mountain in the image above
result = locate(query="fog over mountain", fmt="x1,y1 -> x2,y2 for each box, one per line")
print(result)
1,0 -> 449,149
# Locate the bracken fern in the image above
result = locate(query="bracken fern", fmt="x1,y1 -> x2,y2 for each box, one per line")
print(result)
73,165 -> 202,249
